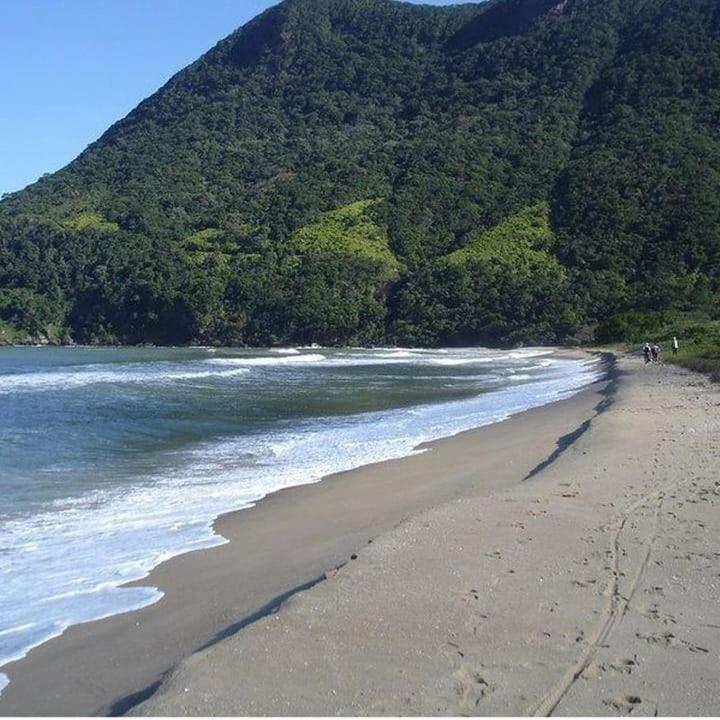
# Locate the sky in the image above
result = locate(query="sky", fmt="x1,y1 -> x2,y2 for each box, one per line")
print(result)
0,0 -> 467,196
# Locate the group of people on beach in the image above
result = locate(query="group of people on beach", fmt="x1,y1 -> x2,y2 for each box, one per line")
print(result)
642,337 -> 679,364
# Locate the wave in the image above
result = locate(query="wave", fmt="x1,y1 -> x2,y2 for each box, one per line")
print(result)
0,365 -> 250,394
0,348 -> 556,395
204,353 -> 326,366
208,350 -> 518,370
430,357 -> 501,366
508,349 -> 554,359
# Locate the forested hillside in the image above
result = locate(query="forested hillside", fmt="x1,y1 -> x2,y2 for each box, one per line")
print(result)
1,0 -> 719,346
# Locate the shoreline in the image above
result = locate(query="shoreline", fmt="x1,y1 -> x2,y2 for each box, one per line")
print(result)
135,353 -> 720,717
0,350 -> 610,716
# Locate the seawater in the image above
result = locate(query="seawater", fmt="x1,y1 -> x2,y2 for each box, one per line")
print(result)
0,346 -> 604,691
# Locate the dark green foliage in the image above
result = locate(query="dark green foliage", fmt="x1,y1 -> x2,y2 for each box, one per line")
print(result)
1,0 -> 719,346
553,0 -> 720,319
0,288 -> 60,338
390,205 -> 579,346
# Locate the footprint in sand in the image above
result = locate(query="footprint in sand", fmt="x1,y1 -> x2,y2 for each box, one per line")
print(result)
582,657 -> 638,681
453,664 -> 494,711
572,578 -> 598,589
580,662 -> 606,680
470,617 -> 489,636
640,604 -> 677,625
604,694 -> 644,715
609,657 -> 639,675
636,632 -> 709,653
445,640 -> 465,659
644,585 -> 665,597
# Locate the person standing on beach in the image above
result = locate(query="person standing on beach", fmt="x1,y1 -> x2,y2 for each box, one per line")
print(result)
673,336 -> 679,355
643,343 -> 652,364
651,343 -> 660,363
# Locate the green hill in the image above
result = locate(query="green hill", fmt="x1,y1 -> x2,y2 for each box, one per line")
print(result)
1,0 -> 719,346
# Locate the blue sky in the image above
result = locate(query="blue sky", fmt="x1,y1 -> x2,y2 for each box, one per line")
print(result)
1,0 -> 467,196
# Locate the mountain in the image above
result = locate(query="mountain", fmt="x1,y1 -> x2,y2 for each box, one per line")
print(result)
1,0 -> 719,346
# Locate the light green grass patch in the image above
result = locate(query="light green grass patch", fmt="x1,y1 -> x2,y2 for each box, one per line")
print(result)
291,200 -> 399,279
61,212 -> 119,232
448,203 -> 556,266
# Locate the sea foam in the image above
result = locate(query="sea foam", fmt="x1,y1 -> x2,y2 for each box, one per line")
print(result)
0,363 -> 250,394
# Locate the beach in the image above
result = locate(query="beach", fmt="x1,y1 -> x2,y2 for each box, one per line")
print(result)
134,354 -> 720,717
0,349 -> 603,716
1,352 -> 719,715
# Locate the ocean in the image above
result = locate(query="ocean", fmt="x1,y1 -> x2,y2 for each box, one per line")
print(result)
0,345 -> 604,692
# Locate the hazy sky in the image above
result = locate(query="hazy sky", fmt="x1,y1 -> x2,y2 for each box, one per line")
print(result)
1,0 -> 469,196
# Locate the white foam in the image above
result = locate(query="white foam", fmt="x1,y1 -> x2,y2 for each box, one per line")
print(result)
431,357 -> 502,366
508,349 -> 554,358
0,364 -> 250,394
0,624 -> 34,638
369,350 -> 416,359
208,347 -> 523,369
201,348 -> 536,371
205,353 -> 326,366
0,586 -> 163,689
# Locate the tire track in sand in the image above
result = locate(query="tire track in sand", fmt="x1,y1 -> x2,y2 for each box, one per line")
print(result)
525,484 -> 668,717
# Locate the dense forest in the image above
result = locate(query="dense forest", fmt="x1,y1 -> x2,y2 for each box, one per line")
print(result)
1,0 -> 719,346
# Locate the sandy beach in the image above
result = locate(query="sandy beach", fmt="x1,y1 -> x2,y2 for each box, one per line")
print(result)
133,354 -> 720,717
2,351 -> 719,716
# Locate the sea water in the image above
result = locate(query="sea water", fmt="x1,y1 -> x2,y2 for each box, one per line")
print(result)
0,346 -> 604,690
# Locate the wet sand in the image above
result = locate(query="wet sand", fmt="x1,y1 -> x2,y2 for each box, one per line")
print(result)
0,353 -> 610,716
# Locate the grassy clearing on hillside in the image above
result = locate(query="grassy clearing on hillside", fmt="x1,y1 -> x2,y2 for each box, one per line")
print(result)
61,212 -> 120,233
290,200 -> 399,279
448,203 -> 556,264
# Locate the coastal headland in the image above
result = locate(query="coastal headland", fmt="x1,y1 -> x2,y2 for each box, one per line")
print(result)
2,352 -> 719,716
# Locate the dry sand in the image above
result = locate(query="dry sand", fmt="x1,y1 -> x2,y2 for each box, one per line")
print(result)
134,355 -> 720,717
0,351 -> 610,716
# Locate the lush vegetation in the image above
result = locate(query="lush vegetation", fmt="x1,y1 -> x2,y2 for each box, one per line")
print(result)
1,0 -> 719,347
389,203 -> 578,346
597,310 -> 720,382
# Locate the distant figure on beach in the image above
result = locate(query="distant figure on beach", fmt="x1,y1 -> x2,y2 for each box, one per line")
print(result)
651,344 -> 660,363
642,343 -> 652,364
673,336 -> 679,355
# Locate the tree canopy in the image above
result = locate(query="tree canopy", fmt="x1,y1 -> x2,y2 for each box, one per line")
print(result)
1,0 -> 718,346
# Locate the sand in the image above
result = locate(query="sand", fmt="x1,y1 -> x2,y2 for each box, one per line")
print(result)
0,351 -> 609,716
133,355 -> 720,717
